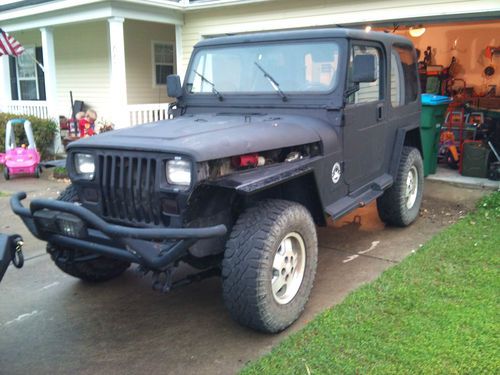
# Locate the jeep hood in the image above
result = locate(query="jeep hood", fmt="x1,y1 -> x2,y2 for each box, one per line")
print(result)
68,113 -> 323,161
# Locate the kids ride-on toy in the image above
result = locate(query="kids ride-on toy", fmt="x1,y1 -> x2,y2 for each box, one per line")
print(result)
1,119 -> 41,180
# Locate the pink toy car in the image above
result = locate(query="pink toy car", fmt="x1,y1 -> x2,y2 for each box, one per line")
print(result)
0,119 -> 41,180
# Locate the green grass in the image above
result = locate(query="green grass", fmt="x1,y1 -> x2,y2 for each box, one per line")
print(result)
0,191 -> 10,197
243,192 -> 500,375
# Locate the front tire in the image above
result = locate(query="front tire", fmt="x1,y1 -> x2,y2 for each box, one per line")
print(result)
3,167 -> 9,180
47,185 -> 130,282
222,200 -> 318,333
377,146 -> 424,227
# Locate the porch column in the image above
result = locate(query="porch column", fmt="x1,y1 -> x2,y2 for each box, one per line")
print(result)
107,17 -> 128,128
0,56 -> 11,112
175,25 -> 184,81
40,27 -> 62,153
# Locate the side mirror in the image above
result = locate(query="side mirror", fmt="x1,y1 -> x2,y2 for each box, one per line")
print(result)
352,55 -> 377,83
166,75 -> 183,98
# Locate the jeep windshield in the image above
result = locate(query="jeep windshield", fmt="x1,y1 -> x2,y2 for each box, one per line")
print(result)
186,41 -> 340,96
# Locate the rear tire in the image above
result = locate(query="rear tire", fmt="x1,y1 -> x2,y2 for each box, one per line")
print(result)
377,147 -> 424,227
3,167 -> 9,180
222,200 -> 318,333
47,185 -> 130,282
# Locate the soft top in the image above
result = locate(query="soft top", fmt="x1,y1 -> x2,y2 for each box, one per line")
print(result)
195,28 -> 413,48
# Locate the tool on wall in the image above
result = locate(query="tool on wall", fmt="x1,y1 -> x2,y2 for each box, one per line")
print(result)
484,46 -> 499,78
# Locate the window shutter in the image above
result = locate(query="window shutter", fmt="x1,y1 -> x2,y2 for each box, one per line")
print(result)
35,47 -> 46,101
8,56 -> 18,100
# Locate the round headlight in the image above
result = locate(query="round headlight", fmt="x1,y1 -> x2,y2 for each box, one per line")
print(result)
74,153 -> 95,179
166,159 -> 191,186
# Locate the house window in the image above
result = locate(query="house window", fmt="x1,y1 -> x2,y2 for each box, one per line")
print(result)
153,42 -> 174,85
390,51 -> 403,107
347,45 -> 382,104
9,46 -> 46,101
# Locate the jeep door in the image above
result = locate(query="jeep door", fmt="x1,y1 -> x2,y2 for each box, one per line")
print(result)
342,41 -> 389,192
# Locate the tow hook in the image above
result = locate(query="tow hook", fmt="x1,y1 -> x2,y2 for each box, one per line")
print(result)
0,234 -> 25,282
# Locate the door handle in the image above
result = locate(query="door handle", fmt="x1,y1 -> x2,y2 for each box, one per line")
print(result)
377,104 -> 384,121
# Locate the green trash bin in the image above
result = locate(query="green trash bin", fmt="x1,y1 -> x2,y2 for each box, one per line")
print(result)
420,94 -> 452,176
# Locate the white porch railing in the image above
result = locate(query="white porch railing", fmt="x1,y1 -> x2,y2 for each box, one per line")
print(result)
4,100 -> 50,119
127,103 -> 171,126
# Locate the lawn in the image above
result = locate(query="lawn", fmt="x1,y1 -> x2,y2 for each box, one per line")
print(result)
242,192 -> 500,375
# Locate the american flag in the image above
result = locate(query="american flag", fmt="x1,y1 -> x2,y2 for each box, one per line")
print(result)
0,28 -> 24,57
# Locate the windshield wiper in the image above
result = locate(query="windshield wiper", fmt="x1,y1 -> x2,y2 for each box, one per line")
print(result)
254,61 -> 288,102
193,70 -> 224,101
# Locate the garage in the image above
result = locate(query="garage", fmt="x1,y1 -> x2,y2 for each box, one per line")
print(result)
375,19 -> 500,184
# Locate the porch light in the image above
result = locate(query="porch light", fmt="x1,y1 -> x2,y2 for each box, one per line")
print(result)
409,25 -> 426,37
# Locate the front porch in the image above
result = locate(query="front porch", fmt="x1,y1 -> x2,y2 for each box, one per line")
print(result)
3,100 -> 172,128
0,2 -> 185,129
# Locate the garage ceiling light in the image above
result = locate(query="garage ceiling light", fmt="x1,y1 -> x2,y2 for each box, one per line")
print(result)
409,25 -> 426,37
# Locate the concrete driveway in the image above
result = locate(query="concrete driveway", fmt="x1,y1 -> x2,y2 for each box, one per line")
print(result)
0,174 -> 487,375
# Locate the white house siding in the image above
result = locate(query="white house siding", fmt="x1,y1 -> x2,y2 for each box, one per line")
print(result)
11,29 -> 42,47
182,0 -> 500,76
53,21 -> 111,121
124,20 -> 176,105
11,22 -> 111,121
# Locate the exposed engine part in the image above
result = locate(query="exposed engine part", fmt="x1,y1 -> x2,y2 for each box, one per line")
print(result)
198,142 -> 321,181
232,153 -> 266,167
285,151 -> 302,162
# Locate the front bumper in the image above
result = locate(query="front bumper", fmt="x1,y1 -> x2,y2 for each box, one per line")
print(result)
10,192 -> 227,270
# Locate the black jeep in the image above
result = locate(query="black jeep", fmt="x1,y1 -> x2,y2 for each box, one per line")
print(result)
9,29 -> 423,333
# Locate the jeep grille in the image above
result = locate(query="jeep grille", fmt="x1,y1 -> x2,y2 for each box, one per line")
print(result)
99,155 -> 161,225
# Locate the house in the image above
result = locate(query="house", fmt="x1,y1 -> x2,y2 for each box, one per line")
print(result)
0,0 -> 499,129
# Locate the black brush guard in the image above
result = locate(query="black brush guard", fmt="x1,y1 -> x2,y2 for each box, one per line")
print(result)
10,192 -> 227,270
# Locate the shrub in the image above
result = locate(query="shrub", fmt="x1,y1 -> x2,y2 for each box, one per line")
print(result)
0,112 -> 58,160
53,166 -> 68,179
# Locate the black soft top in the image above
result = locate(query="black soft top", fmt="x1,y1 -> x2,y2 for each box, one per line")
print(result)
195,28 -> 413,48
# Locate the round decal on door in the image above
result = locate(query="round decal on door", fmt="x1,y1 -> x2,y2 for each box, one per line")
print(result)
331,162 -> 341,184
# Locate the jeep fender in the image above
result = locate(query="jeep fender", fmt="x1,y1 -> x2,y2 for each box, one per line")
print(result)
389,125 -> 422,178
188,156 -> 327,227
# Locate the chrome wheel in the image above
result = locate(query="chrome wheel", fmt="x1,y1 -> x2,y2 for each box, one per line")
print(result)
271,232 -> 306,305
405,165 -> 418,210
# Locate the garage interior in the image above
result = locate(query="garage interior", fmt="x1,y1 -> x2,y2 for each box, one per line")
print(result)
374,18 -> 500,184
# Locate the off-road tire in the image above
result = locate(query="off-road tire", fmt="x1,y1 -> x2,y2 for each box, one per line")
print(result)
47,185 -> 130,282
377,146 -> 424,227
222,200 -> 318,333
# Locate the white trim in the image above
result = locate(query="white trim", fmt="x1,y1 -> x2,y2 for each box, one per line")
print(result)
1,2 -> 183,32
151,40 -> 175,88
5,100 -> 50,119
1,1 -> 499,34
108,16 -> 128,128
175,24 -> 184,80
0,57 -> 11,109
40,26 -> 62,153
127,102 -> 171,126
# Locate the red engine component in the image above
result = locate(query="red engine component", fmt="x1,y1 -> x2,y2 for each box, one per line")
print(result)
233,153 -> 260,167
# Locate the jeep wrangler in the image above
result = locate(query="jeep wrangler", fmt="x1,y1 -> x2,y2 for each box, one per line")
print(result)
10,29 -> 423,333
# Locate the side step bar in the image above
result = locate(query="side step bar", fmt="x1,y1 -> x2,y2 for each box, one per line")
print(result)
325,174 -> 393,219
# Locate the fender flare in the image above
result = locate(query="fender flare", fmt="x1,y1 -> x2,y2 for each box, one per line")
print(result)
193,156 -> 327,226
389,124 -> 422,178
